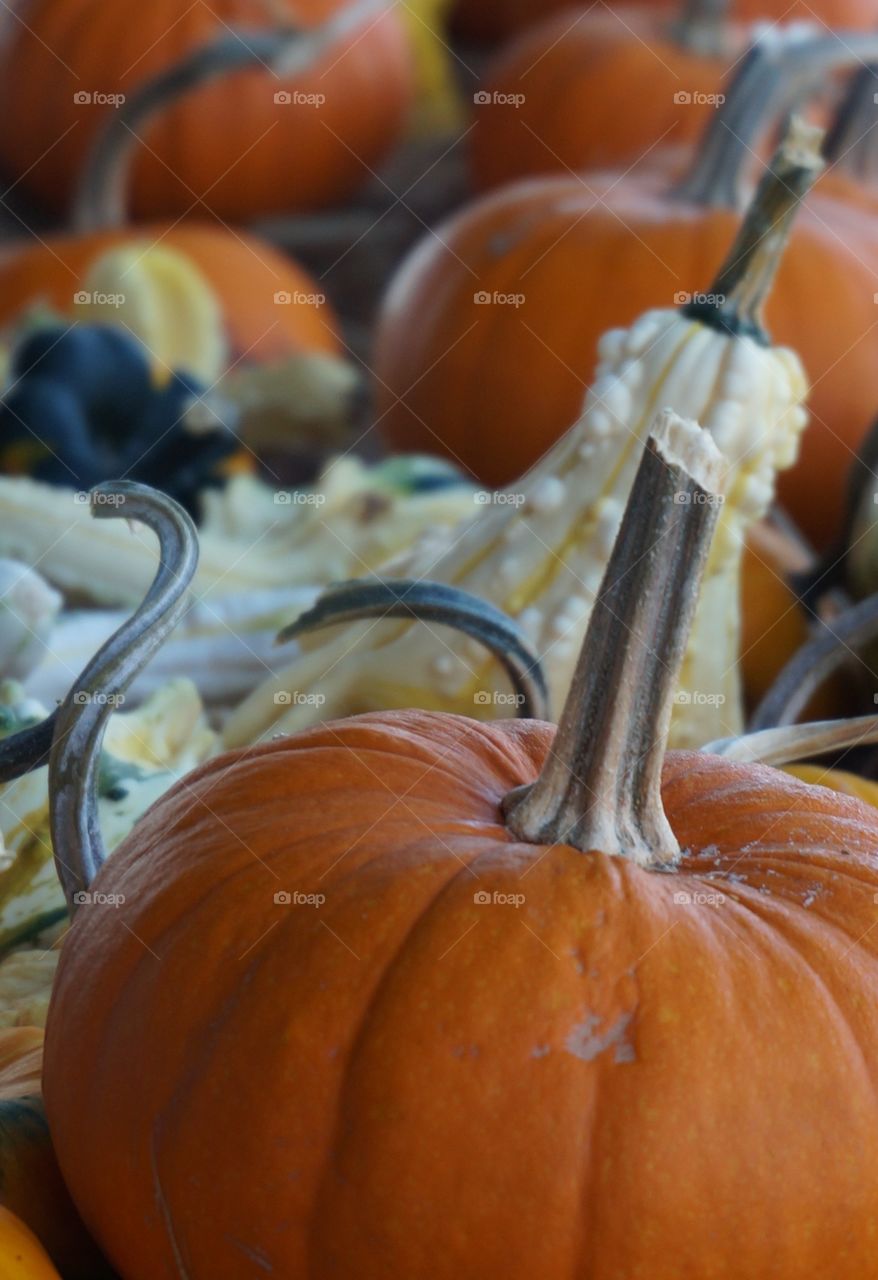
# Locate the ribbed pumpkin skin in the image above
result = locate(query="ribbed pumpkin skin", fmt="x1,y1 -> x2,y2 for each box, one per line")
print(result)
471,8 -> 735,190
453,0 -> 878,42
0,1028 -> 110,1279
0,0 -> 414,221
44,709 -> 878,1278
375,169 -> 878,547
0,226 -> 339,364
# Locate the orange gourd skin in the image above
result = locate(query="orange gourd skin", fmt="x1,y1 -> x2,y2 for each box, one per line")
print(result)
786,763 -> 878,804
0,0 -> 414,222
0,1028 -> 110,1279
45,709 -> 878,1278
471,8 -> 739,189
0,1206 -> 61,1279
375,168 -> 877,548
454,0 -> 878,42
0,226 -> 339,365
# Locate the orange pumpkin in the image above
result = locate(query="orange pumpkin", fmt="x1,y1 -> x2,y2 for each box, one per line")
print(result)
453,0 -> 878,42
470,2 -> 745,190
24,418 -> 878,1276
0,1028 -> 111,1279
0,226 -> 338,367
377,45 -> 878,548
0,0 -> 414,222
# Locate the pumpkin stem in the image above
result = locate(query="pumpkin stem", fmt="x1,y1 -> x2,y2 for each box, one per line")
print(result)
749,592 -> 878,731
502,411 -> 724,867
667,0 -> 730,56
705,714 -> 878,765
681,117 -> 823,343
48,483 -> 198,912
72,0 -> 390,232
824,63 -> 878,175
675,31 -> 878,209
281,578 -> 549,720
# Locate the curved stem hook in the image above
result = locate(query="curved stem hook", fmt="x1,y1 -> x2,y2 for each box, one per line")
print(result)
279,578 -> 550,720
48,482 -> 198,913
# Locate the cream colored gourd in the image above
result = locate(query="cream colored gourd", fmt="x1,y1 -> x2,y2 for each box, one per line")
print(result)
224,127 -> 814,751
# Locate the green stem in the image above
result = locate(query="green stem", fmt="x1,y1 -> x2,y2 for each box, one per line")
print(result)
502,411 -> 723,868
667,0 -> 730,56
681,118 -> 823,343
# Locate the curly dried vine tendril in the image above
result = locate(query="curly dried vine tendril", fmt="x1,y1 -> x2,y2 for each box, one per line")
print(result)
279,579 -> 550,721
17,484 -> 198,914
73,0 -> 390,231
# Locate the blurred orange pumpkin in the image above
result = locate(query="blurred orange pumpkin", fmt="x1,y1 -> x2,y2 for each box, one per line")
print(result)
0,0 -> 415,222
453,0 -> 878,43
470,2 -> 745,189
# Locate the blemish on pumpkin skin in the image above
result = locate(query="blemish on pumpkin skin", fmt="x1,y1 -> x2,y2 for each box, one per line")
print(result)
229,1238 -> 274,1272
564,1012 -> 636,1064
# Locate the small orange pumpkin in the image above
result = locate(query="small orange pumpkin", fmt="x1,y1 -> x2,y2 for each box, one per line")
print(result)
0,1027 -> 111,1278
9,417 -> 878,1276
0,1206 -> 61,1280
0,0 -> 414,222
470,1 -> 746,190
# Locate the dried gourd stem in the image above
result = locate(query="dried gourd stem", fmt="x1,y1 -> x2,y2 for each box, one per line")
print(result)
675,32 -> 878,209
503,411 -> 724,868
823,63 -> 878,176
682,118 -> 823,342
705,713 -> 878,765
667,0 -> 730,56
73,0 -> 389,232
749,591 -> 878,731
280,579 -> 549,720
48,483 -> 198,911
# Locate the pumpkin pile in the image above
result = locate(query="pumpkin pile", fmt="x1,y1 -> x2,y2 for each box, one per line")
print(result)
4,0 -> 878,1274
